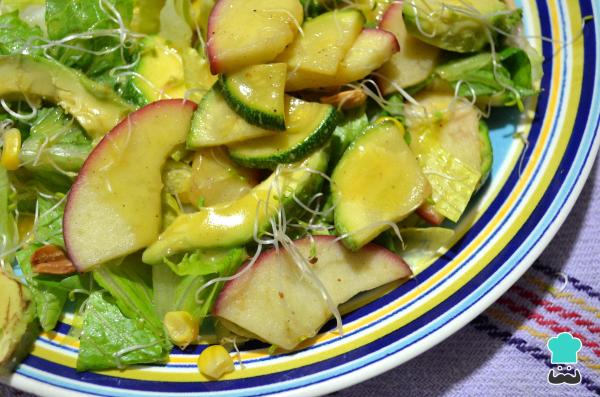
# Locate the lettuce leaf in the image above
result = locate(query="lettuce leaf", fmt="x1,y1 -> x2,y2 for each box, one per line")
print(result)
0,11 -> 44,56
77,291 -> 169,371
92,256 -> 165,336
16,244 -> 90,331
159,0 -> 193,49
162,247 -> 245,276
45,0 -> 138,92
0,166 -> 18,267
435,47 -> 537,109
34,194 -> 66,248
154,248 -> 243,327
153,265 -> 211,322
417,141 -> 481,222
45,0 -> 133,42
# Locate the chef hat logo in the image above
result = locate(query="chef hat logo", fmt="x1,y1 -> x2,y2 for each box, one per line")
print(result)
547,332 -> 582,364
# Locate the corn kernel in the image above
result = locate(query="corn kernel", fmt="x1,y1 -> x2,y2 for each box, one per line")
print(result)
1,128 -> 21,171
164,311 -> 199,349
197,345 -> 234,379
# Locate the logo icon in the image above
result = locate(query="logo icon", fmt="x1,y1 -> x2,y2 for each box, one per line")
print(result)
546,332 -> 583,385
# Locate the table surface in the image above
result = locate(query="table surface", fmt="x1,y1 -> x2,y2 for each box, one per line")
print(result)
3,162 -> 599,397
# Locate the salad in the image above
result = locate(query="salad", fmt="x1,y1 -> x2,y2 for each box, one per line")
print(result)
0,0 -> 541,381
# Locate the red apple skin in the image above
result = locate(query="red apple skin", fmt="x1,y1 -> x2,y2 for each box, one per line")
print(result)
213,235 -> 412,349
64,99 -> 197,271
379,1 -> 403,33
372,28 -> 401,54
206,0 -> 225,74
215,236 -> 411,311
416,203 -> 446,226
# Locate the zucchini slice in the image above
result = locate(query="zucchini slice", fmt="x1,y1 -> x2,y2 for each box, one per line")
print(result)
228,97 -> 337,168
187,87 -> 276,148
276,9 -> 364,76
220,63 -> 287,130
332,120 -> 430,250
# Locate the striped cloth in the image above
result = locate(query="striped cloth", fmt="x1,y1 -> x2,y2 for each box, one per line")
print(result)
3,163 -> 599,397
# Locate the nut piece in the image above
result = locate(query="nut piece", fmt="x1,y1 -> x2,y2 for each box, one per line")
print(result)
30,245 -> 77,275
320,89 -> 367,110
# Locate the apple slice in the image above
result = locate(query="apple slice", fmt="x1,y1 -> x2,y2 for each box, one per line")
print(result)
416,203 -> 445,226
207,0 -> 303,74
214,235 -> 411,350
286,28 -> 399,91
64,99 -> 197,271
376,1 -> 440,94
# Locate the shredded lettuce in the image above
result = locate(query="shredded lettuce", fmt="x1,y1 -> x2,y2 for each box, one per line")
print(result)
77,291 -> 169,371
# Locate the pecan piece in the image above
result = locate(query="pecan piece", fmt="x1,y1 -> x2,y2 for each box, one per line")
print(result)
320,89 -> 367,110
30,245 -> 77,275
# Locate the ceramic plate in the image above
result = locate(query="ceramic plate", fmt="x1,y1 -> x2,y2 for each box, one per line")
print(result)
3,0 -> 600,395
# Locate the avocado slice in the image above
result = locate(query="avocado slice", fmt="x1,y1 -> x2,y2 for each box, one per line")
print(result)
143,149 -> 329,264
0,270 -> 39,375
0,55 -> 134,139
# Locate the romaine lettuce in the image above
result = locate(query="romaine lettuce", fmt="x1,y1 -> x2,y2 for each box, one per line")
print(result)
77,291 -> 169,371
34,194 -> 66,248
154,247 -> 244,328
16,244 -> 90,331
45,0 -> 138,93
92,256 -> 165,336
